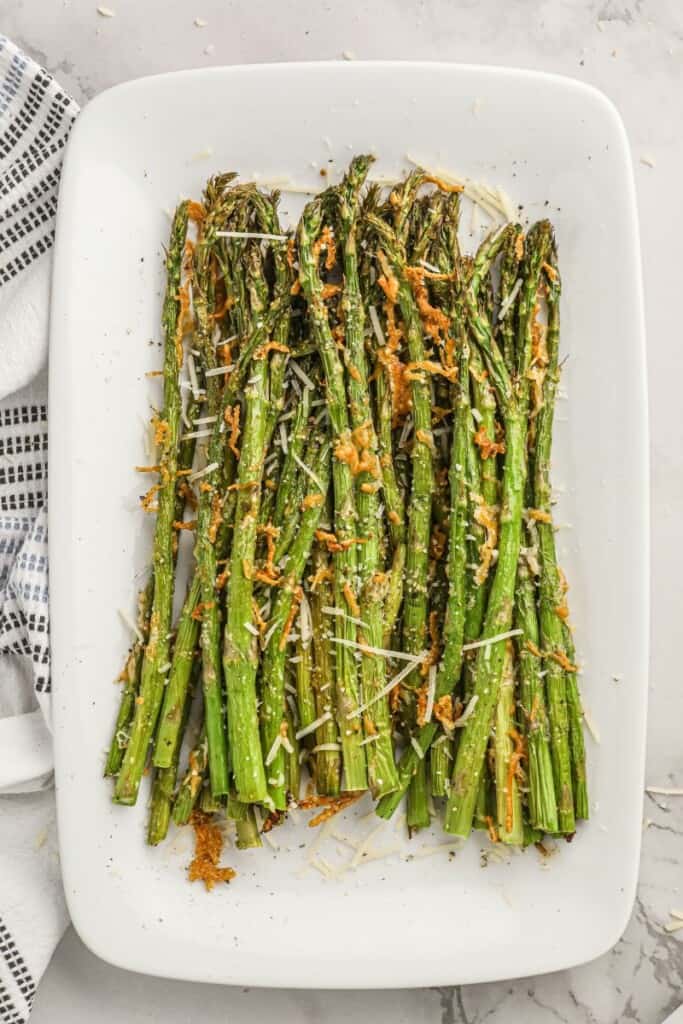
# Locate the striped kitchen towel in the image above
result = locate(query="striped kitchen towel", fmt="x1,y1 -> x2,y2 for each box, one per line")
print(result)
0,35 -> 78,1023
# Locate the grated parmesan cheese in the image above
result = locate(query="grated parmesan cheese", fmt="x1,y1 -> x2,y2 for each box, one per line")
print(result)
454,694 -> 479,727
410,842 -> 461,859
290,360 -> 316,391
292,451 -> 325,492
368,305 -> 386,349
299,592 -> 313,645
497,278 -> 523,321
424,663 -> 437,724
347,653 -> 427,720
322,606 -> 369,629
189,461 -> 219,482
118,607 -> 143,642
204,364 -> 235,378
582,707 -> 601,744
186,352 -> 200,397
359,734 -> 380,747
216,230 -> 288,242
264,734 -> 282,766
295,711 -> 332,741
181,428 -> 213,440
330,637 -> 425,664
462,629 -> 522,651
398,416 -> 413,448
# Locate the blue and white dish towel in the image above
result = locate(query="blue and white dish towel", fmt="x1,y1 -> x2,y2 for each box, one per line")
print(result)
0,36 -> 78,1023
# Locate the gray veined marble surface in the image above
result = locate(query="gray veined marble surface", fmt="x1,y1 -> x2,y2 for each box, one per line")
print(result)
4,0 -> 682,1020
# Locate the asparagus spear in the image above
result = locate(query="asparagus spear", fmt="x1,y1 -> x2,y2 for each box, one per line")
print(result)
533,250 -> 582,831
376,339 -> 471,820
187,183 -> 241,798
153,575 -> 201,767
260,439 -> 331,809
514,554 -> 559,832
235,805 -> 263,850
422,192 -> 460,799
297,199 -> 367,791
153,182 -> 241,790
272,386 -> 312,562
561,624 -> 589,820
407,757 -> 431,831
148,662 -> 199,845
493,643 -> 524,845
337,156 -> 399,798
443,222 -> 552,839
104,580 -> 153,777
462,343 -> 500,700
309,542 -> 342,795
223,349 -> 271,803
172,723 -> 207,826
366,213 -> 435,686
221,195 -> 292,803
294,602 -> 317,748
497,224 -> 524,371
364,285 -> 407,652
114,202 -> 189,805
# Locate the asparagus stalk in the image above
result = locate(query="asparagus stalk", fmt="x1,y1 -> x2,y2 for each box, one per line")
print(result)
462,343 -> 500,700
561,624 -> 589,819
338,156 -> 399,798
533,251 -> 581,831
497,224 -> 524,371
153,575 -> 201,768
407,757 -> 431,831
383,542 -> 406,649
235,805 -> 263,849
365,298 -> 407,649
294,602 -> 317,745
223,350 -> 271,803
192,188 -> 239,799
514,554 -> 559,832
272,386 -> 312,562
172,723 -> 207,826
284,706 -> 302,803
155,184 -> 237,793
108,381 -> 203,779
366,214 -> 434,685
444,222 -> 552,839
493,642 -> 524,845
376,339 -> 471,820
114,202 -> 189,805
220,196 -> 292,804
105,580 -> 153,777
309,542 -> 342,795
297,199 -> 367,791
148,663 -> 198,845
260,439 -> 331,809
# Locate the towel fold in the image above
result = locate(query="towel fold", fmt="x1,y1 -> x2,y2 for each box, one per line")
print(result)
0,35 -> 79,1024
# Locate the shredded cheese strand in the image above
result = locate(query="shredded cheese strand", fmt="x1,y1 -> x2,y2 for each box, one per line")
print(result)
216,230 -> 288,241
291,451 -> 325,492
462,629 -> 522,651
295,711 -> 332,741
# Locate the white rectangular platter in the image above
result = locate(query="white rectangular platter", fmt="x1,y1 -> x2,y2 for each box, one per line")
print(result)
49,61 -> 648,988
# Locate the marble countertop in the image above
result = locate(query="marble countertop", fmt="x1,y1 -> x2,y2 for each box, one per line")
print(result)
5,0 -> 682,1021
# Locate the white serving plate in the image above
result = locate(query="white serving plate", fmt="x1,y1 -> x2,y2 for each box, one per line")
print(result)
49,62 -> 648,988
